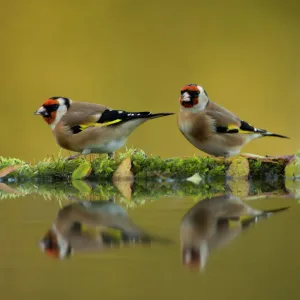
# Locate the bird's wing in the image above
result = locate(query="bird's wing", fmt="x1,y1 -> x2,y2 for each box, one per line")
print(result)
61,102 -> 156,134
61,102 -> 109,128
206,102 -> 264,134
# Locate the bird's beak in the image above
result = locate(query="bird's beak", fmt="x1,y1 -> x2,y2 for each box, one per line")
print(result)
34,106 -> 48,117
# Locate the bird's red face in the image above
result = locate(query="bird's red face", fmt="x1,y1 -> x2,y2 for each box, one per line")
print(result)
34,98 -> 60,125
40,229 -> 72,259
179,84 -> 200,108
34,97 -> 71,127
40,229 -> 61,258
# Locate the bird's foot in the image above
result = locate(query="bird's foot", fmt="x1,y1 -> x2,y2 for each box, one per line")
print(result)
66,149 -> 91,161
66,153 -> 83,161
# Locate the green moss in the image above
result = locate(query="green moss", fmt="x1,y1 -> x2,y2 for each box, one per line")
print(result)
0,177 -> 292,209
0,149 -> 298,183
0,155 -> 83,181
248,158 -> 286,180
132,177 -> 226,200
91,155 -> 118,178
0,149 -> 228,181
0,157 -> 25,167
131,151 -> 227,179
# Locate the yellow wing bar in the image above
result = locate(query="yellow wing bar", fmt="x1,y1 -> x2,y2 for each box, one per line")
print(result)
227,124 -> 254,134
79,119 -> 122,130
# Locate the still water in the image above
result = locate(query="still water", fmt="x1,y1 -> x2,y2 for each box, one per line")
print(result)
0,179 -> 299,300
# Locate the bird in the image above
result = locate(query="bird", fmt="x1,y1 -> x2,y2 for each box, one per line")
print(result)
180,194 -> 289,271
39,199 -> 152,259
177,84 -> 289,158
34,96 -> 174,160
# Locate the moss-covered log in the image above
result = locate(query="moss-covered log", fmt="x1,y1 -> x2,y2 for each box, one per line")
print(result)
0,149 -> 299,182
0,149 -> 299,206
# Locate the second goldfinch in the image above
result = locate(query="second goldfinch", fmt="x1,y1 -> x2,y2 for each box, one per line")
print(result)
178,84 -> 289,158
34,97 -> 173,159
180,194 -> 288,270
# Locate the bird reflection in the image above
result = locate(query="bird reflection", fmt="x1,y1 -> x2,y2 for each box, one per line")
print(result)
40,199 -> 164,259
180,194 -> 289,271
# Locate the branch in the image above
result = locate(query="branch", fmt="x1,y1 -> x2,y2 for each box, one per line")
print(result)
0,149 -> 299,206
0,149 -> 299,182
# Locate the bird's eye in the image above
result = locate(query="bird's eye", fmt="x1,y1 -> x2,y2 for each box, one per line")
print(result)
190,91 -> 200,97
44,104 -> 59,112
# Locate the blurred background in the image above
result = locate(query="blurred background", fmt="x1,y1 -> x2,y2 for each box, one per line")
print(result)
0,0 -> 299,162
1,2 -> 300,299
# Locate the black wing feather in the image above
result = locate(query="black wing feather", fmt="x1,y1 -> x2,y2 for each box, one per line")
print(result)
70,109 -> 173,134
240,120 -> 266,133
216,120 -> 265,134
216,126 -> 239,134
98,109 -> 151,124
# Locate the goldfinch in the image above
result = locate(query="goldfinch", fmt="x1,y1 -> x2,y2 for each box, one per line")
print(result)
40,200 -> 152,259
34,97 -> 174,159
180,194 -> 288,270
178,84 -> 289,158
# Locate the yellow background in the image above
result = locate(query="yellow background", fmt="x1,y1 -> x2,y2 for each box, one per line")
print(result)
1,0 -> 299,162
0,2 -> 299,299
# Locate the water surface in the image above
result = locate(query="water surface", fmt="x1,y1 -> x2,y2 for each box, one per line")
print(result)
0,181 -> 299,300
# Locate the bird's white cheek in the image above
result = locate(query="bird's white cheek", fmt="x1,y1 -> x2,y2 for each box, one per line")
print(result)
193,101 -> 207,111
50,106 -> 67,130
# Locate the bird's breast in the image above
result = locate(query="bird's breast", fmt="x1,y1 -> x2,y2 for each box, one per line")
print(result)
178,111 -> 211,143
53,123 -> 73,150
86,138 -> 127,153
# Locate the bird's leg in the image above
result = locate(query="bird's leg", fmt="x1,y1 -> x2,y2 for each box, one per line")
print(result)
66,153 -> 83,161
66,149 -> 91,161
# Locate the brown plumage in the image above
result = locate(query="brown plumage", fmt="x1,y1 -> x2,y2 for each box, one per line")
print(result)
39,200 -> 152,259
178,84 -> 289,157
34,96 -> 174,159
180,194 -> 289,270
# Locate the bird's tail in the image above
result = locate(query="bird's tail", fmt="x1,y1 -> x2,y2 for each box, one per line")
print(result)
262,206 -> 290,215
135,112 -> 174,120
241,206 -> 289,229
263,131 -> 289,139
98,109 -> 174,124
